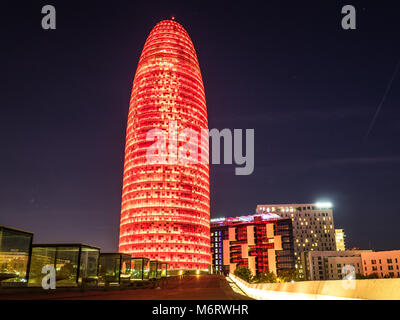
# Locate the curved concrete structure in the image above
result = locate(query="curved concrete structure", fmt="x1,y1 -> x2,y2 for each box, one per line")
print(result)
229,274 -> 400,300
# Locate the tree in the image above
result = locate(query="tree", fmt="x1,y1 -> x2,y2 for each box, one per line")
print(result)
234,266 -> 253,283
253,270 -> 277,283
278,269 -> 301,282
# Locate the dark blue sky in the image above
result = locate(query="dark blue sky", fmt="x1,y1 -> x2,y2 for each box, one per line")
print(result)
1,0 -> 399,252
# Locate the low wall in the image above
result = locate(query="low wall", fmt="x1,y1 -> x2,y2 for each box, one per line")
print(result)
229,274 -> 400,300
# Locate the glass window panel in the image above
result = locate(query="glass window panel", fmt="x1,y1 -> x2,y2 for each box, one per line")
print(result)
131,258 -> 143,280
0,228 -> 32,284
98,254 -> 120,284
55,247 -> 79,286
28,247 -> 56,286
79,247 -> 99,282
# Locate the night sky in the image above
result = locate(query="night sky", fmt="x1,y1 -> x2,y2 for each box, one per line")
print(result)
1,1 -> 400,252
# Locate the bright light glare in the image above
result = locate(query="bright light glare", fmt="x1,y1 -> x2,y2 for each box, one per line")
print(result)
315,202 -> 333,208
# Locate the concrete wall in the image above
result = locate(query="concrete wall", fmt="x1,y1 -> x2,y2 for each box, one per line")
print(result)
229,274 -> 400,300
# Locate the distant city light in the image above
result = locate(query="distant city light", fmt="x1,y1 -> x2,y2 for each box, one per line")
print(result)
315,202 -> 333,208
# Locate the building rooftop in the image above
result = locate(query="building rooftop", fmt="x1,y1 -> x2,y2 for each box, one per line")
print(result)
0,225 -> 34,235
211,213 -> 282,225
32,243 -> 100,250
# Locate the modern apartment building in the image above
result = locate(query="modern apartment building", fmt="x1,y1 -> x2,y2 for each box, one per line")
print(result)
210,213 -> 295,276
256,203 -> 336,278
335,229 -> 346,251
361,250 -> 400,278
302,250 -> 371,280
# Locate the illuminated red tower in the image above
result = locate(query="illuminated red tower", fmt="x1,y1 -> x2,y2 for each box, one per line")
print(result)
119,20 -> 210,270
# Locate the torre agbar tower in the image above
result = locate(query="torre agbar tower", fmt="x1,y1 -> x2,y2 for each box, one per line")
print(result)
119,20 -> 210,270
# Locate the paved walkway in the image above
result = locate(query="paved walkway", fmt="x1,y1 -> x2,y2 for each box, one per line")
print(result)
0,275 -> 251,300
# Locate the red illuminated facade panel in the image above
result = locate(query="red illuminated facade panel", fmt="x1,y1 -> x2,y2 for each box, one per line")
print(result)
119,20 -> 210,270
211,214 -> 295,275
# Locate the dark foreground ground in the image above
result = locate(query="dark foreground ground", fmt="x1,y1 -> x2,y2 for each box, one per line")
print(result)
0,275 -> 251,300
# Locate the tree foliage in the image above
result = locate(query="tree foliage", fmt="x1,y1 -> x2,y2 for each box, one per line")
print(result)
355,272 -> 380,279
234,267 -> 303,284
233,266 -> 253,282
278,269 -> 301,282
253,270 -> 277,283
